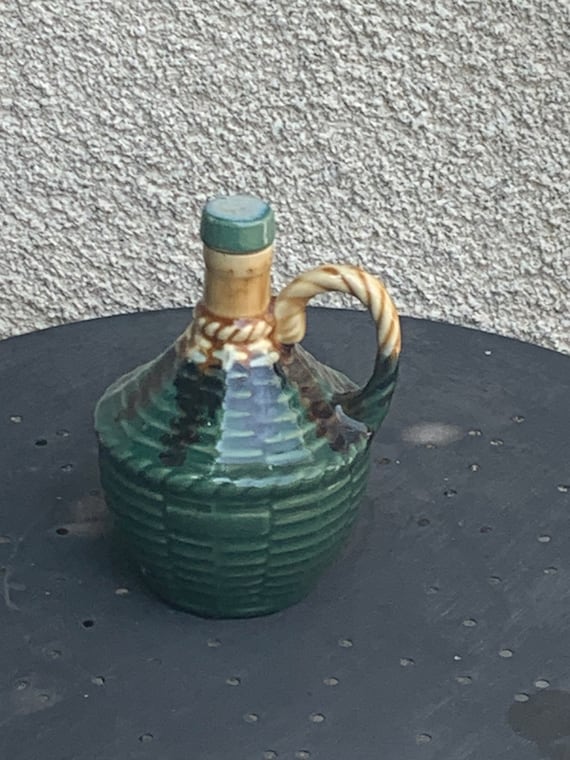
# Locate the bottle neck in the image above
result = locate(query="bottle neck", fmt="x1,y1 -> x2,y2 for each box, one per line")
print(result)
202,245 -> 273,320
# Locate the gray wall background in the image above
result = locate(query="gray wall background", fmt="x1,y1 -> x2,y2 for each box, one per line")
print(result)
1,0 -> 568,352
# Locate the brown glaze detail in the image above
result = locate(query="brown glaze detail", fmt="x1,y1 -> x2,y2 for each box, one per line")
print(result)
320,265 -> 341,275
278,344 -> 370,453
175,302 -> 278,370
383,314 -> 401,356
198,302 -> 276,327
339,272 -> 352,292
310,399 -> 334,419
117,345 -> 178,422
356,268 -> 373,302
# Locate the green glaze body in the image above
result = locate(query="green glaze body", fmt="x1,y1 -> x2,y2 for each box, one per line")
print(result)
95,341 -> 392,618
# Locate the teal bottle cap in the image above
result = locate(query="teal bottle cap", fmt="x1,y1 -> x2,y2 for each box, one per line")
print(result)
200,194 -> 275,254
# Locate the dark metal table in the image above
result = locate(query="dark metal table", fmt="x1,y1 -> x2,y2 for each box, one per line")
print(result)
1,308 -> 569,760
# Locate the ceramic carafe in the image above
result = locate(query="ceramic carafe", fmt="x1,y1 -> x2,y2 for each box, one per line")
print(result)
95,195 -> 401,618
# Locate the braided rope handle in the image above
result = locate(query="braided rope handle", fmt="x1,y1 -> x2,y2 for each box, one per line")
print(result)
274,264 -> 401,362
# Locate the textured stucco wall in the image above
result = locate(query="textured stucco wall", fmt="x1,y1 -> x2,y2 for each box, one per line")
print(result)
1,1 -> 568,352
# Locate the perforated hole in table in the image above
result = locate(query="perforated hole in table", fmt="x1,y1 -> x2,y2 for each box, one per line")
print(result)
1,308 -> 569,760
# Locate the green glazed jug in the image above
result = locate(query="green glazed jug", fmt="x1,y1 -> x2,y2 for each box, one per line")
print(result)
95,195 -> 401,618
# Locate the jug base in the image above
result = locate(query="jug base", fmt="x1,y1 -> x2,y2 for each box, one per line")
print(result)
142,574 -> 312,619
